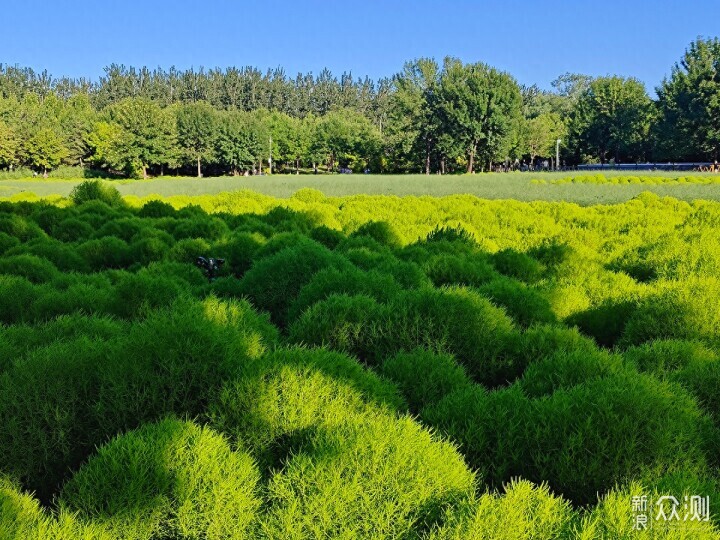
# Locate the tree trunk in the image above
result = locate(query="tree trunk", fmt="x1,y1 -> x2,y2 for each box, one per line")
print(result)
425,140 -> 431,175
197,156 -> 202,178
467,145 -> 475,174
142,165 -> 147,179
440,158 -> 445,175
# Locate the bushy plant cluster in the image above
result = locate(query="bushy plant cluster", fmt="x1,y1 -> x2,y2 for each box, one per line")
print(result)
535,174 -> 720,185
1,185 -> 719,537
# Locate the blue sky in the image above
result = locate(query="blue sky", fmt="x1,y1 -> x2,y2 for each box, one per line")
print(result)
2,0 -> 718,94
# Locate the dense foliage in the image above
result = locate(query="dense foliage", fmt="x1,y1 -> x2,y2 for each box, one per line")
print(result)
0,182 -> 719,537
2,36 -> 720,176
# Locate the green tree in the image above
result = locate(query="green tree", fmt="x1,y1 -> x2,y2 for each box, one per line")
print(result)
569,76 -> 653,163
215,110 -> 264,175
104,97 -> 176,178
0,120 -> 19,168
59,94 -> 96,166
433,58 -> 523,173
176,101 -> 218,177
525,112 -> 566,166
24,127 -> 69,174
387,58 -> 440,174
656,37 -> 720,162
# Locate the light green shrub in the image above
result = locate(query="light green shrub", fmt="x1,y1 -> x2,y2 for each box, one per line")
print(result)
58,419 -> 262,540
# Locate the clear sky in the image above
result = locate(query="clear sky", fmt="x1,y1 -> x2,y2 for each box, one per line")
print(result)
2,0 -> 719,94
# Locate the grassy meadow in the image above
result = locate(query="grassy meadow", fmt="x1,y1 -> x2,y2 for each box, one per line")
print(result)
3,170 -> 720,203
1,178 -> 719,538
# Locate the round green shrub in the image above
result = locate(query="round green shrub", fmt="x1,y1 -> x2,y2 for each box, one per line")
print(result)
566,298 -> 638,347
309,225 -> 345,249
110,270 -> 187,318
423,373 -> 715,505
212,232 -> 263,277
94,218 -> 145,242
209,347 -> 474,538
29,282 -> 114,321
167,237 -> 211,263
518,349 -> 630,397
138,199 -> 175,218
261,205 -> 316,233
238,241 -> 352,327
69,180 -> 123,207
76,236 -> 132,271
380,349 -> 472,412
0,232 -> 20,255
171,217 -> 229,241
53,217 -> 95,242
427,479 -> 575,540
58,419 -> 261,540
620,279 -> 720,347
425,224 -> 476,245
6,238 -> 89,272
0,215 -> 44,242
0,297 -> 276,501
0,254 -> 58,283
288,266 -> 401,323
424,253 -> 498,288
350,220 -> 403,248
128,236 -> 171,266
478,277 -> 556,328
624,339 -> 717,376
0,275 -> 39,324
491,249 -> 544,284
290,287 -> 516,384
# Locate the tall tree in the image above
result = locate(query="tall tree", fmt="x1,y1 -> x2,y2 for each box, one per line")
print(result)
24,127 -> 68,174
656,37 -> 720,162
0,121 -> 19,168
387,58 -> 439,174
104,97 -> 176,178
569,76 -> 653,163
176,101 -> 218,177
434,58 -> 523,173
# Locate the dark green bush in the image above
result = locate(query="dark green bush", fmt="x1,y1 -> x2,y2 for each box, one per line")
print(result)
128,236 -> 171,266
6,238 -> 89,272
212,232 -> 263,276
491,248 -> 544,284
238,240 -> 352,327
261,205 -> 316,233
69,180 -> 123,207
167,237 -> 211,263
138,199 -> 175,218
171,216 -> 229,241
52,217 -> 95,242
380,349 -> 472,412
310,225 -> 345,249
0,297 -> 276,501
424,253 -> 498,288
478,277 -> 556,328
0,232 -> 19,255
0,254 -> 58,283
624,339 -> 717,376
566,298 -> 637,347
290,287 -> 516,383
423,373 -> 715,505
77,236 -> 132,270
58,419 -> 261,539
518,349 -> 630,397
110,270 -> 187,318
0,215 -> 44,242
288,266 -> 401,322
0,276 -> 39,324
94,217 -> 145,242
350,220 -> 403,248
425,224 -> 476,245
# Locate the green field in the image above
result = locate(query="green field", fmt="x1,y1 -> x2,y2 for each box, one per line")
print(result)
4,171 -> 720,204
1,180 -> 719,538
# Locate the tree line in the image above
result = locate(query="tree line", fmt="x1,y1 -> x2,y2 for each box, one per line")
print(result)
0,36 -> 718,177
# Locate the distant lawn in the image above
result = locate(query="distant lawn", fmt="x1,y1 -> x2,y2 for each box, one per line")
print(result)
3,171 -> 720,204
